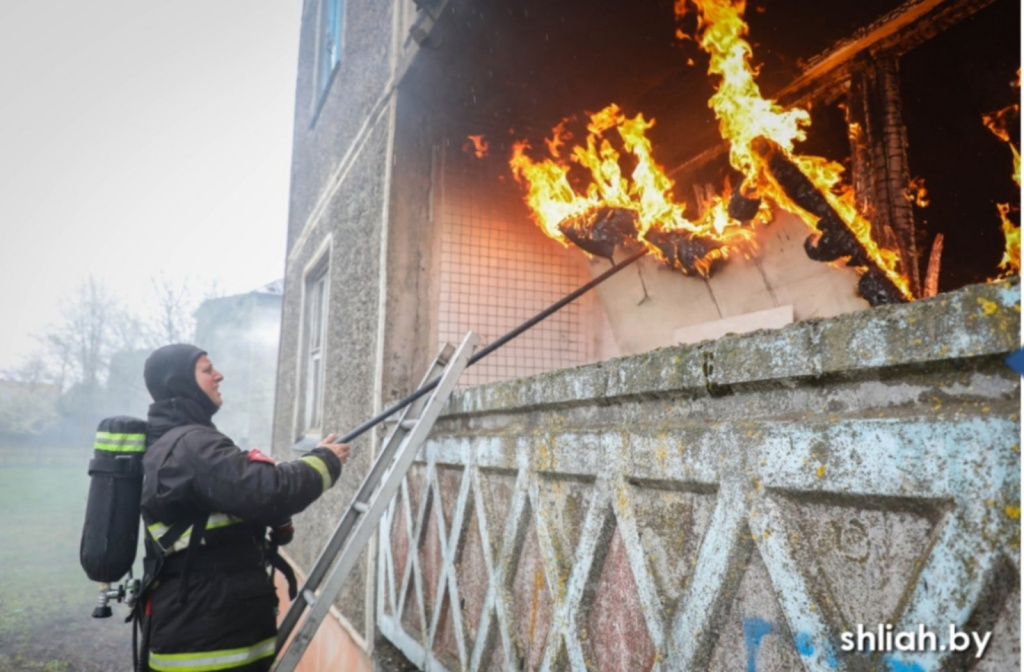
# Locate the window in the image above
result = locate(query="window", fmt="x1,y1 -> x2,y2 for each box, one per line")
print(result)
315,0 -> 345,103
303,262 -> 330,432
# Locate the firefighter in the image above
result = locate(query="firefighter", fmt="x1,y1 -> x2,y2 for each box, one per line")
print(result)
138,343 -> 350,672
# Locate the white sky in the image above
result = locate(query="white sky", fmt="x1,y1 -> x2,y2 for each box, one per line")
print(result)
0,1 -> 302,371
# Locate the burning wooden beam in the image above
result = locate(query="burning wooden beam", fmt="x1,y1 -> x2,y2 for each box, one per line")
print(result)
924,233 -> 944,297
557,206 -> 639,261
643,228 -> 726,276
848,55 -> 921,297
554,205 -> 730,276
668,0 -> 998,217
779,0 -> 998,105
728,190 -> 763,222
752,136 -> 909,306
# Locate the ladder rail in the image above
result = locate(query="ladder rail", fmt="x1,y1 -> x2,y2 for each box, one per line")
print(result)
272,332 -> 478,671
275,342 -> 455,646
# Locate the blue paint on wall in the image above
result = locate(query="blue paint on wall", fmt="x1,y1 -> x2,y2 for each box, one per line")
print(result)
794,631 -> 838,669
885,657 -> 927,672
824,642 -> 838,669
1006,347 -> 1024,376
743,617 -> 774,672
795,631 -> 814,656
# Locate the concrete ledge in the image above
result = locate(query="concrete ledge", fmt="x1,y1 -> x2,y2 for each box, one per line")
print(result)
446,278 -> 1020,417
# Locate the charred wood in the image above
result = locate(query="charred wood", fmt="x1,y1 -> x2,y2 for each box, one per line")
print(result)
858,267 -> 907,305
924,233 -> 944,297
557,206 -> 640,261
848,55 -> 920,296
778,0 -> 997,108
751,137 -> 866,265
728,190 -> 763,222
643,228 -> 725,276
752,136 -> 907,305
669,0 -> 996,187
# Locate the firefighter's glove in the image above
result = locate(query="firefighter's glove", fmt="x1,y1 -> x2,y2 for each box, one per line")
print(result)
270,521 -> 295,547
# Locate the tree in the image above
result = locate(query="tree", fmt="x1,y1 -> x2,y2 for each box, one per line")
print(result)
148,273 -> 198,345
17,274 -> 219,440
42,276 -> 140,391
34,277 -> 151,439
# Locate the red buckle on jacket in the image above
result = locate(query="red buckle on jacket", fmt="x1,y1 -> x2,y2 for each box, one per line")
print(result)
248,449 -> 276,465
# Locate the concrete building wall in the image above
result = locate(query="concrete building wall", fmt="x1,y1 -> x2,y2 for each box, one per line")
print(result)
376,278 -> 1020,671
273,0 -> 403,649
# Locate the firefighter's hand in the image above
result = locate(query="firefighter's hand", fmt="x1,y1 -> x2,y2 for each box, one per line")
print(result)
270,520 -> 294,546
318,433 -> 351,465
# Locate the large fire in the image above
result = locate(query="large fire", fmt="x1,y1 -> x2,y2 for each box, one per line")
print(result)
509,105 -> 764,277
509,0 -> 922,303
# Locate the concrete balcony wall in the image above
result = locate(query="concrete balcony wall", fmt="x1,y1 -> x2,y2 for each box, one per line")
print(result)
376,279 -> 1020,671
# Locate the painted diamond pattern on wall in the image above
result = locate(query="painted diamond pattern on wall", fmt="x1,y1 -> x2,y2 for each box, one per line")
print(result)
377,414 -> 1018,671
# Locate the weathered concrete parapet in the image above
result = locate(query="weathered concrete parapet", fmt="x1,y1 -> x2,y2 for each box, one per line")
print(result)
447,278 -> 1020,416
376,279 -> 1020,672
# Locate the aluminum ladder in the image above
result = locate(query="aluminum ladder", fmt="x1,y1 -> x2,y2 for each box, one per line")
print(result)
272,332 -> 478,672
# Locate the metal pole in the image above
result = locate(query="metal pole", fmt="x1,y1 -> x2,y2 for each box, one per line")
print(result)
334,248 -> 647,444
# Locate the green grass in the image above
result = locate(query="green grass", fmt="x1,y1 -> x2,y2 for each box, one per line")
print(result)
0,458 -> 135,670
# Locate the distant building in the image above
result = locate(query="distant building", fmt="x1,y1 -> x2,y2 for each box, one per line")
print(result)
194,281 -> 282,451
104,348 -> 152,420
0,379 -> 60,445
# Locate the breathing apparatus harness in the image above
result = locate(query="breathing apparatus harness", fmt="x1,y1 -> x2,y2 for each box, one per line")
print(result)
79,418 -> 297,672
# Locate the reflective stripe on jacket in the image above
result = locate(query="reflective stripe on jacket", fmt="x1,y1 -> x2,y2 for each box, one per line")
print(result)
147,513 -> 245,555
148,636 -> 276,671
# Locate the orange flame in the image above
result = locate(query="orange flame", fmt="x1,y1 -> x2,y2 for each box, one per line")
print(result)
688,0 -> 912,300
544,119 -> 573,158
982,70 -> 1020,276
465,135 -> 489,159
905,176 -> 929,208
510,104 -> 762,276
997,203 -> 1020,276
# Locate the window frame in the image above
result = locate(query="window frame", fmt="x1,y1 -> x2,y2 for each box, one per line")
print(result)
310,0 -> 346,125
295,243 -> 332,443
304,268 -> 329,431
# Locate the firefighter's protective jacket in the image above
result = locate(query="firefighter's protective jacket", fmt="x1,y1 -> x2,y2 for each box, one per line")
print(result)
139,345 -> 342,672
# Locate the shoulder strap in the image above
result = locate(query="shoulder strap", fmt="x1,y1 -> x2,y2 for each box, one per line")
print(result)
144,424 -> 206,552
156,423 -> 204,448
136,425 -> 211,593
175,509 -> 211,605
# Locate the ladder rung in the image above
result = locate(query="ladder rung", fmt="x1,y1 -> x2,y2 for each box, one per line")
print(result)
353,501 -> 369,513
302,589 -> 316,606
400,419 -> 417,430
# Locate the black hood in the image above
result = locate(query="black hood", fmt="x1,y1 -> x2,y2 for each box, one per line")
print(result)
144,344 -> 219,439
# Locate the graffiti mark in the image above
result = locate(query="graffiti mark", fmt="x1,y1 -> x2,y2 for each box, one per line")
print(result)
795,632 -> 838,669
795,631 -> 814,656
743,617 -> 774,672
744,622 -> 841,671
885,657 -> 927,672
794,631 -> 811,655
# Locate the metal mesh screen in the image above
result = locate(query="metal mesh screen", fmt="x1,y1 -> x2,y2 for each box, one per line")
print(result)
437,145 -> 593,386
